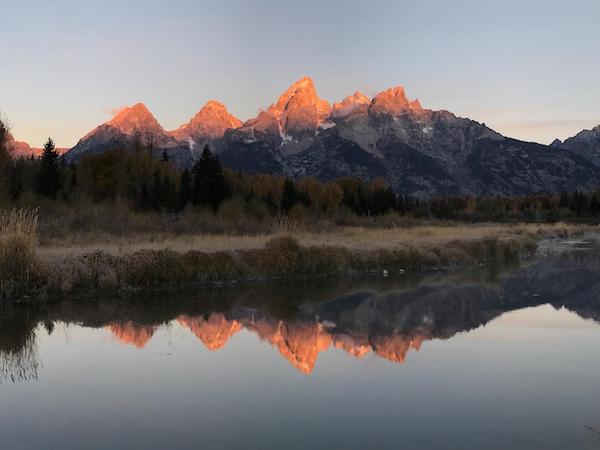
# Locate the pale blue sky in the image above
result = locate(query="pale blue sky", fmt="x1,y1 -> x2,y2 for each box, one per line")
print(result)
2,0 -> 599,147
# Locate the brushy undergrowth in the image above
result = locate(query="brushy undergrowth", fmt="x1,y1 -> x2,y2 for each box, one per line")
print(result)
41,234 -> 536,295
0,209 -> 39,299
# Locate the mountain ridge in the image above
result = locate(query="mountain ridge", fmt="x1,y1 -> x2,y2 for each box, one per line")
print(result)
57,76 -> 600,197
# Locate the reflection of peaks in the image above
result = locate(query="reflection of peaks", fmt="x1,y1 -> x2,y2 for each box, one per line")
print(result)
372,335 -> 424,363
177,314 -> 242,351
107,322 -> 156,349
249,320 -> 331,374
177,312 -> 430,374
104,314 -> 431,373
332,334 -> 371,358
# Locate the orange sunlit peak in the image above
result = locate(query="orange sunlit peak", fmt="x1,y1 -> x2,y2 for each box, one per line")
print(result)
177,314 -> 242,351
107,322 -> 156,349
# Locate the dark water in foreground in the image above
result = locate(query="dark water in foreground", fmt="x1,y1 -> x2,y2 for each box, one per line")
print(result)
1,243 -> 600,450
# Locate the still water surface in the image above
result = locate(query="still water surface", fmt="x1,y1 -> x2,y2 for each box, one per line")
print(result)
1,243 -> 600,449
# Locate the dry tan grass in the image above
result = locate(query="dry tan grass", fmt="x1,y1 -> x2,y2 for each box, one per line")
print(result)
0,209 -> 39,299
43,233 -> 534,294
36,222 -> 592,262
0,211 -> 590,300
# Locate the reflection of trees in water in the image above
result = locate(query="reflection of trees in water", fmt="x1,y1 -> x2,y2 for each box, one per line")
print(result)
2,245 -> 600,381
0,317 -> 39,384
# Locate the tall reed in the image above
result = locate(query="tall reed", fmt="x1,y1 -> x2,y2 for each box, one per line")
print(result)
0,209 -> 39,299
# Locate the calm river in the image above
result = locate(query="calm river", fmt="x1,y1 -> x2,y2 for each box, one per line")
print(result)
1,241 -> 600,449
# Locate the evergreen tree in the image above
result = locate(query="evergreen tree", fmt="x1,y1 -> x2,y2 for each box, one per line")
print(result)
163,173 -> 178,213
161,149 -> 169,163
370,186 -> 397,215
151,168 -> 163,210
36,138 -> 61,198
179,169 -> 192,210
280,178 -> 300,213
70,164 -> 78,190
191,145 -> 230,212
139,180 -> 150,210
0,119 -> 12,195
8,158 -> 24,201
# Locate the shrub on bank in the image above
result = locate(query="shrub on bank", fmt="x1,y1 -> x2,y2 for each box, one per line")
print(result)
0,209 -> 39,299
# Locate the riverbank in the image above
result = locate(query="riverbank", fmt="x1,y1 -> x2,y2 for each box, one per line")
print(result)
6,209 -> 595,301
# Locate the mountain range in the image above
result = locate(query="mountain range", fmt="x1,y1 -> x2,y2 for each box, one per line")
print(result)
12,76 -> 600,197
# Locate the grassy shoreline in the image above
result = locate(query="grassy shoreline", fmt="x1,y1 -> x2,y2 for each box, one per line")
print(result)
2,209 -> 595,301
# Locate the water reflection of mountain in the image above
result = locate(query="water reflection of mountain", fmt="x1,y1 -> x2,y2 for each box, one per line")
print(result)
2,245 -> 600,380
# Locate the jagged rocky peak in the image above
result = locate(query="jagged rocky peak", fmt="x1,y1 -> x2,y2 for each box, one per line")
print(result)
108,102 -> 166,136
234,76 -> 332,141
269,76 -> 331,139
331,91 -> 371,119
369,86 -> 423,117
171,100 -> 242,143
103,102 -> 178,148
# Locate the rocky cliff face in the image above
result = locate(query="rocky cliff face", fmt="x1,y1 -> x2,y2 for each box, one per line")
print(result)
63,77 -> 600,197
553,125 -> 600,167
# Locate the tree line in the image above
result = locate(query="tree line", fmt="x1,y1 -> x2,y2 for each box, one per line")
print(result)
3,121 -> 600,223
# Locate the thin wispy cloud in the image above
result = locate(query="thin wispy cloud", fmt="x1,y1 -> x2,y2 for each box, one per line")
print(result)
104,106 -> 128,116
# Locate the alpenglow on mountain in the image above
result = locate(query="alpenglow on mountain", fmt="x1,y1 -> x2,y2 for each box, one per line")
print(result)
64,77 -> 600,197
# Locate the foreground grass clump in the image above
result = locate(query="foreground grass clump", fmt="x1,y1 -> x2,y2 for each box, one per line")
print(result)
43,234 -> 536,294
0,209 -> 39,299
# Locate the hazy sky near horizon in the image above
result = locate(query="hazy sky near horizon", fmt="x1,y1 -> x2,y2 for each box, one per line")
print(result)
2,0 -> 600,147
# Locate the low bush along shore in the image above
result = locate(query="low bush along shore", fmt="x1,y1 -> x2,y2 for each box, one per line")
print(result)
2,208 -> 594,301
